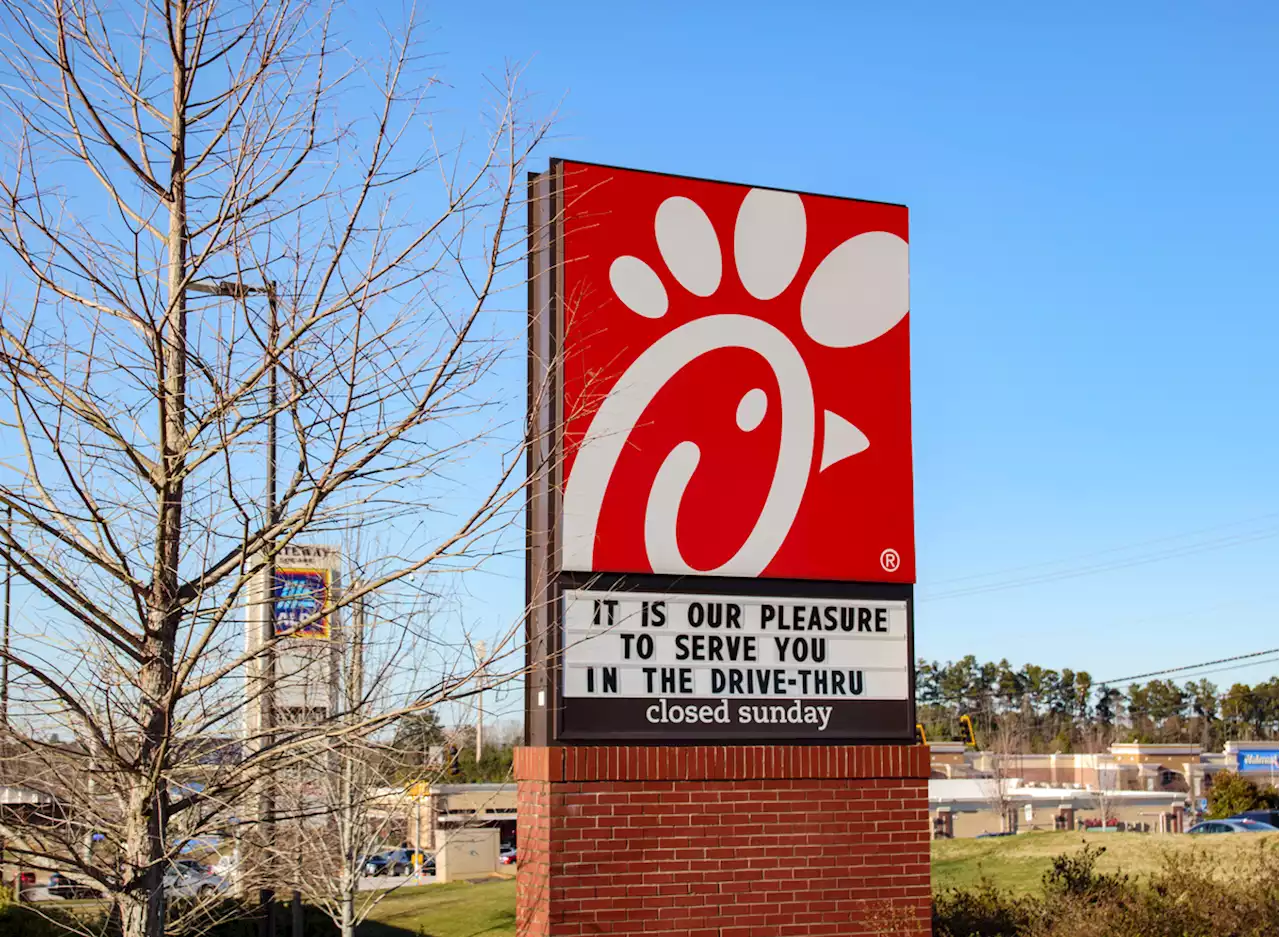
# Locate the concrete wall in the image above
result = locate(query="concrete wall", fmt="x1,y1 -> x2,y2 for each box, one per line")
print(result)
939,799 -> 1184,838
436,787 -> 518,814
953,751 -> 1200,793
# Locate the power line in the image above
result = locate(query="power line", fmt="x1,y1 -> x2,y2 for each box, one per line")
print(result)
919,527 -> 1277,602
924,513 -> 1278,588
1149,659 -> 1280,684
1095,649 -> 1279,686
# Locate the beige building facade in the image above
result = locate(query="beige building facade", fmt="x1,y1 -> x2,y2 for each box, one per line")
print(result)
925,739 -> 1278,837
929,778 -> 1188,838
372,782 -> 517,855
368,741 -> 1273,851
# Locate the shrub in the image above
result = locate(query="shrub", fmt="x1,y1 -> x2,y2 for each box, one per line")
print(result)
170,898 -> 338,937
936,840 -> 1279,937
0,904 -> 89,937
1039,842 -> 1127,900
933,878 -> 1031,937
0,897 -> 340,937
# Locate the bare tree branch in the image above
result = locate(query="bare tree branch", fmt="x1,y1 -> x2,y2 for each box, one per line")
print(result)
0,3 -> 554,936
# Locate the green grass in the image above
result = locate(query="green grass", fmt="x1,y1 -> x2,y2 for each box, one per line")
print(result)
931,830 -> 1280,894
361,878 -> 516,937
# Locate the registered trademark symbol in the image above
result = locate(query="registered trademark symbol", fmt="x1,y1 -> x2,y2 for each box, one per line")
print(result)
880,548 -> 900,572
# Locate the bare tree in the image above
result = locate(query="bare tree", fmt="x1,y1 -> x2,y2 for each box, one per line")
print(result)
979,715 -> 1023,834
0,2 -> 550,935
1088,785 -> 1119,831
266,584 -> 489,937
1088,755 -> 1122,831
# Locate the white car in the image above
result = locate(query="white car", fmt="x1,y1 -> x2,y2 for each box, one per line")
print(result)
163,859 -> 228,899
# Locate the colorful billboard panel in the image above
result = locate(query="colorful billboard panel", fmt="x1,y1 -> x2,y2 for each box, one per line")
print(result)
273,567 -> 331,638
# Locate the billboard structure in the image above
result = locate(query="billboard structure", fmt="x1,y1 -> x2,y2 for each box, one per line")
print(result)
245,543 -> 342,725
527,160 -> 915,743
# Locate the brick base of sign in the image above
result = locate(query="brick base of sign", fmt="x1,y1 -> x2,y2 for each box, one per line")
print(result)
514,745 -> 931,937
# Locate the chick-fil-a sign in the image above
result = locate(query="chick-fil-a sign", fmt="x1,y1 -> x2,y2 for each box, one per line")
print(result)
558,162 -> 914,584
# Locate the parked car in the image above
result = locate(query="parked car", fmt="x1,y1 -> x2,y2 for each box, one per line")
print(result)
211,852 -> 239,878
48,872 -> 102,900
1187,818 -> 1279,834
499,845 -> 517,866
1229,810 -> 1280,828
163,859 -> 228,898
363,849 -> 414,876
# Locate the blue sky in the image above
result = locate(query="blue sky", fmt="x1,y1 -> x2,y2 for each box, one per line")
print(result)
357,2 -> 1278,709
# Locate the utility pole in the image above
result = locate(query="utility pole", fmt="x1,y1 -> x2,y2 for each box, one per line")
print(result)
474,641 -> 486,763
1,503 -> 9,883
264,282 -> 281,937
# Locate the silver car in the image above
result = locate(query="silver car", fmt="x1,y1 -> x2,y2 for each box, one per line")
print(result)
163,859 -> 228,898
1187,818 -> 1279,834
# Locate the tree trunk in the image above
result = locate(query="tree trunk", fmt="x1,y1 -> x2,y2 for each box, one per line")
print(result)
121,6 -> 190,937
121,634 -> 176,937
341,889 -> 356,937
119,807 -> 164,937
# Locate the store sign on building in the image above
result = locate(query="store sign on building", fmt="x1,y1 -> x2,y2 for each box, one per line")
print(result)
1237,747 -> 1279,774
527,160 -> 916,743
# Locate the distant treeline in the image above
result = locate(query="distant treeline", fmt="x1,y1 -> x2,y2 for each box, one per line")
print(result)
915,656 -> 1279,752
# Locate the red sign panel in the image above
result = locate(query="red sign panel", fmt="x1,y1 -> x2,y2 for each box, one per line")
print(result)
558,162 -> 913,584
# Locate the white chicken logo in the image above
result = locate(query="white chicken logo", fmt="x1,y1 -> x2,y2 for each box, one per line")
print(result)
562,187 -> 909,578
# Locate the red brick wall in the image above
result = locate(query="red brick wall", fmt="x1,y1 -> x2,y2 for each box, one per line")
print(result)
515,746 -> 930,937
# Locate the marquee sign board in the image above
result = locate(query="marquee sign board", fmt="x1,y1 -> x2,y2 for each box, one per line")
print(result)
527,160 -> 915,744
561,588 -> 910,740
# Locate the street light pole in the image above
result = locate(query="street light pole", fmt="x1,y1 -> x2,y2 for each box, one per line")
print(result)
0,504 -> 9,896
189,278 -> 280,933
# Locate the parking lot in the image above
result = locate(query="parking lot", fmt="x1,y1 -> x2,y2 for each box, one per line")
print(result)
18,872 -> 437,902
358,870 -> 437,891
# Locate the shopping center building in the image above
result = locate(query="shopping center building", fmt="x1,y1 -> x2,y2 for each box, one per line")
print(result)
925,739 -> 1278,837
